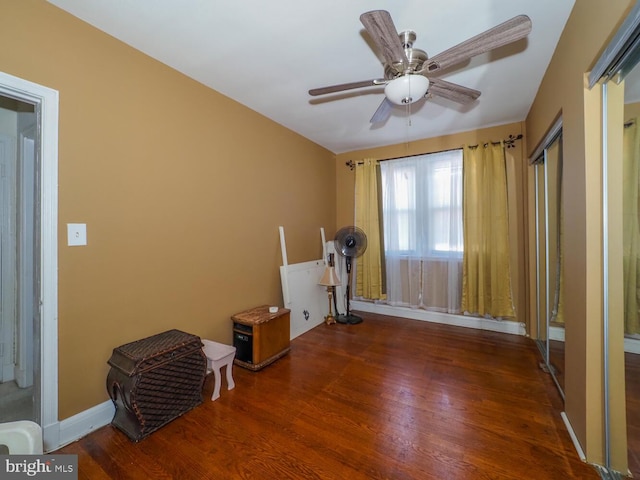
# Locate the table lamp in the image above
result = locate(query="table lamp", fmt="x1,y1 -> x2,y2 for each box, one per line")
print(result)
319,254 -> 341,325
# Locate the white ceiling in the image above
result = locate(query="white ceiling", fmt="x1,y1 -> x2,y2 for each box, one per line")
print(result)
47,0 -> 575,154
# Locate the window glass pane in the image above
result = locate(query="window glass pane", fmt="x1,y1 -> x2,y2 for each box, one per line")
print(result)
381,149 -> 463,257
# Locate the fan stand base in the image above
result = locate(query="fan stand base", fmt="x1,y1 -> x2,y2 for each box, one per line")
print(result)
336,314 -> 363,325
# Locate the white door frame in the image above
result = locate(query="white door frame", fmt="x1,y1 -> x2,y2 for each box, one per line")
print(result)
0,71 -> 59,450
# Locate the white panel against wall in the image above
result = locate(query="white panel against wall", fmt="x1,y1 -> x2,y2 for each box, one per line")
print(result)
280,260 -> 328,340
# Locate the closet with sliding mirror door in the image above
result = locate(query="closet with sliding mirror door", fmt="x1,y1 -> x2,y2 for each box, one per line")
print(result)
531,119 -> 565,398
590,2 -> 640,475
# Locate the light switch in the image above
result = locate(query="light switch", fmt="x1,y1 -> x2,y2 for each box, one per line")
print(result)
67,223 -> 87,246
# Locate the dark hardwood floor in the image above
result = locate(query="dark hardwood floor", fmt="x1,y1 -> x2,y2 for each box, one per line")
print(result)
56,312 -> 600,479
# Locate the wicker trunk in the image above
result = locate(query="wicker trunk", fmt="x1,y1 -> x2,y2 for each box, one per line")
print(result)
106,329 -> 207,442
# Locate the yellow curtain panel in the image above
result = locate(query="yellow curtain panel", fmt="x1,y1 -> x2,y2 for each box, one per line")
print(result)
355,159 -> 386,300
461,143 -> 515,318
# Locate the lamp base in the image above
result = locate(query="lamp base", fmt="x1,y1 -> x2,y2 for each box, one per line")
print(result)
336,314 -> 363,325
325,314 -> 336,325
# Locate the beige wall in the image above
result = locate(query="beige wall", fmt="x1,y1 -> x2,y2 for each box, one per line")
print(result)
335,122 -> 528,324
0,0 -> 336,419
525,0 -> 634,468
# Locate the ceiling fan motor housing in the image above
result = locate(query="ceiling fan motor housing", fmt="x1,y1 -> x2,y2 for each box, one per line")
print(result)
384,31 -> 429,79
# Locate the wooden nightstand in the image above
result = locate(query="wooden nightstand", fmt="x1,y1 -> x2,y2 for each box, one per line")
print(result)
232,306 -> 290,371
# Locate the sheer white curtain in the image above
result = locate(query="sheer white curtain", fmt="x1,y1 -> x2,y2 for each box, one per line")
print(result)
380,150 -> 463,312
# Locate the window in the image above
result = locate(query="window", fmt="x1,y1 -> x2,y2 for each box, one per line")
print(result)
380,149 -> 463,257
379,148 -> 464,312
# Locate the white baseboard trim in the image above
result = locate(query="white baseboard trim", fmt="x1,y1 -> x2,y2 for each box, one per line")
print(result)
51,400 -> 114,452
550,325 -> 565,342
561,411 -> 586,462
351,301 -> 527,336
624,336 -> 640,354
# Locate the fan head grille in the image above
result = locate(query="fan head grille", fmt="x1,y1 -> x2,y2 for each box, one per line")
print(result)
334,226 -> 367,258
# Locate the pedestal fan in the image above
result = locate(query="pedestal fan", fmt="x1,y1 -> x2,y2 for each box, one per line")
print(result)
334,226 -> 367,324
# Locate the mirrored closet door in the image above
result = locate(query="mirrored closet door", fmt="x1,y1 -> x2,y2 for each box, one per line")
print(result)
532,120 -> 565,397
622,63 -> 640,476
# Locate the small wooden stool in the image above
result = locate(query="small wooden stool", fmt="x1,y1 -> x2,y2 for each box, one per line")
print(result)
201,340 -> 236,401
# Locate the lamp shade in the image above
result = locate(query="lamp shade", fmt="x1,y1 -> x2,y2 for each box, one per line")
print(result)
319,266 -> 341,287
384,75 -> 429,105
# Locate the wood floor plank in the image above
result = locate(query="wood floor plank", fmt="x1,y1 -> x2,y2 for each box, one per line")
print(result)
56,312 -> 601,479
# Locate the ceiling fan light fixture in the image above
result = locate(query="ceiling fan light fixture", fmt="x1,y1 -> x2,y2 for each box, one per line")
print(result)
384,75 -> 429,105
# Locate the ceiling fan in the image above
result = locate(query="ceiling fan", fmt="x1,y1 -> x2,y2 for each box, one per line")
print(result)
309,10 -> 532,124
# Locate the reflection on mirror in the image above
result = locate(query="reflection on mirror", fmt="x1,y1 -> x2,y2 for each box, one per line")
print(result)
623,59 -> 640,478
532,123 -> 565,397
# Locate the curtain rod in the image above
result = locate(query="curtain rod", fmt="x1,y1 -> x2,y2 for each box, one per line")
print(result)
345,134 -> 523,170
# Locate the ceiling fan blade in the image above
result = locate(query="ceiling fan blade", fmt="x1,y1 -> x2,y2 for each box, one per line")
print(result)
309,79 -> 385,96
422,15 -> 532,74
360,10 -> 409,71
370,98 -> 394,124
428,78 -> 481,104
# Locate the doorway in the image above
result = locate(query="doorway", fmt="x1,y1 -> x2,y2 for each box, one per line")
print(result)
0,71 -> 58,451
0,98 -> 37,423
